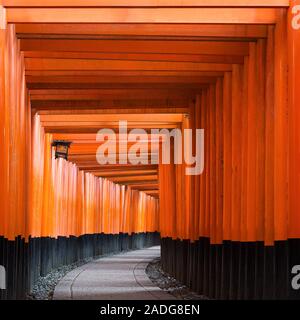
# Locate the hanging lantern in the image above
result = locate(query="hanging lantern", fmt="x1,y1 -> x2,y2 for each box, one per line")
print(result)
52,140 -> 71,160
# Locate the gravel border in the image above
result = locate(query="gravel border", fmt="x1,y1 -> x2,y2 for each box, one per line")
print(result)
28,257 -> 95,300
27,250 -> 131,300
146,258 -> 209,300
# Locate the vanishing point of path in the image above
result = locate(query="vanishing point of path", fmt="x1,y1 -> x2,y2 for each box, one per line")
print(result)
53,246 -> 176,300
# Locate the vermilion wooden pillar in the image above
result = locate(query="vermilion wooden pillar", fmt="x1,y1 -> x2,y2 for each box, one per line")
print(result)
288,1 -> 300,300
0,6 -> 6,239
288,0 -> 300,240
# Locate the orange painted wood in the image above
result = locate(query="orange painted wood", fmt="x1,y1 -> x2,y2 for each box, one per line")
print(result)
2,1 -> 289,8
209,85 -> 217,244
222,72 -> 232,241
0,27 -> 6,238
255,39 -> 266,243
23,51 -> 244,65
0,25 -> 31,240
39,113 -> 183,123
265,26 -> 275,246
26,75 -> 217,85
37,109 -> 189,117
215,78 -> 223,244
7,8 -> 278,24
20,39 -> 249,56
231,65 -> 243,242
240,56 -> 249,242
31,125 -> 159,238
184,111 -> 192,240
25,58 -> 232,72
30,90 -> 199,101
42,122 -> 179,130
93,170 -> 157,178
192,97 -> 199,241
288,2 -> 300,239
158,145 -> 176,239
273,9 -> 289,241
25,70 -> 224,77
245,43 -> 257,242
15,24 -> 268,39
204,90 -> 211,238
199,91 -> 207,239
1,4 -> 298,248
204,89 -> 211,239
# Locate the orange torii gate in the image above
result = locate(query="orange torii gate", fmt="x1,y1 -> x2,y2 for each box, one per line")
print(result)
0,0 -> 300,300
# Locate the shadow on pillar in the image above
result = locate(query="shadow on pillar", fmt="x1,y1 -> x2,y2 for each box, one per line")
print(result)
161,237 -> 300,300
0,232 -> 160,300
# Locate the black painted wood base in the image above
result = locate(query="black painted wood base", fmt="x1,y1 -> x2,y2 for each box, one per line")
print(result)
0,232 -> 160,300
161,237 -> 300,300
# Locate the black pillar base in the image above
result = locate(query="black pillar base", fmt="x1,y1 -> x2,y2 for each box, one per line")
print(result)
0,232 -> 160,300
161,237 -> 300,300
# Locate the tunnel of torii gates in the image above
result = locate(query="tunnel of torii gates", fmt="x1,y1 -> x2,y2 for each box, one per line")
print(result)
0,0 -> 300,300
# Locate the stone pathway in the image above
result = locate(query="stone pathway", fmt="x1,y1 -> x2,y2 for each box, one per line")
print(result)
53,246 -> 177,300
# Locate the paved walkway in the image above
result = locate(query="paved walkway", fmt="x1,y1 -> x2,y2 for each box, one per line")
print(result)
53,246 -> 176,300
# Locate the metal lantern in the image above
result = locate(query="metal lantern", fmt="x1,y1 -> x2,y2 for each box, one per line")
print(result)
52,140 -> 71,160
